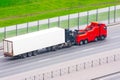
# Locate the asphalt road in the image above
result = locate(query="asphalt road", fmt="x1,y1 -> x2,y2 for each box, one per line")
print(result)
0,24 -> 120,78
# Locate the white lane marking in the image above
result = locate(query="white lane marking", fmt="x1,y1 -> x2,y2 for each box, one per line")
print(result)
0,56 -> 4,59
81,48 -> 94,52
38,58 -> 52,63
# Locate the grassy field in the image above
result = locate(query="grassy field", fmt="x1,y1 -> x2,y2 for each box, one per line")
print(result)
0,0 -> 120,27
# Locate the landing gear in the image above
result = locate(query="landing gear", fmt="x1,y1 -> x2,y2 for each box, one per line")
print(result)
67,42 -> 72,47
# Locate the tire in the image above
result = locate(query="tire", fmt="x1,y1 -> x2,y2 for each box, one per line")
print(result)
21,53 -> 27,58
46,47 -> 52,52
63,43 -> 68,48
51,46 -> 57,51
58,44 -> 63,49
27,52 -> 32,57
32,51 -> 37,56
100,35 -> 105,40
84,40 -> 88,44
94,37 -> 98,42
79,40 -> 84,45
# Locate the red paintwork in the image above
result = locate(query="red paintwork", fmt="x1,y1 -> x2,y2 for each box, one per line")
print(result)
75,22 -> 107,44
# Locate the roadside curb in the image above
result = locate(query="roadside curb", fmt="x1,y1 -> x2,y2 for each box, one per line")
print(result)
108,22 -> 120,26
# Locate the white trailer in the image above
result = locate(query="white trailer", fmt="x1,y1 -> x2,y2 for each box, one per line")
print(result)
3,27 -> 65,57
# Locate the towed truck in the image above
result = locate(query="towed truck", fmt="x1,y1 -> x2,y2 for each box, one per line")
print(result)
75,22 -> 107,45
3,22 -> 107,58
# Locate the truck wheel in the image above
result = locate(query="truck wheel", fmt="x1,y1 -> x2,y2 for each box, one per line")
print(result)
58,44 -> 63,49
94,37 -> 98,42
79,41 -> 84,45
46,47 -> 52,52
32,51 -> 37,56
100,36 -> 105,40
27,52 -> 32,57
21,53 -> 27,58
84,40 -> 88,44
52,46 -> 57,51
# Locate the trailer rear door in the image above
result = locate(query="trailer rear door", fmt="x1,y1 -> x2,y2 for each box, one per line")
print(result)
3,40 -> 13,57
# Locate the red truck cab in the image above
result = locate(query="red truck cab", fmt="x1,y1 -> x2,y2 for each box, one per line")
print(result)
75,22 -> 107,45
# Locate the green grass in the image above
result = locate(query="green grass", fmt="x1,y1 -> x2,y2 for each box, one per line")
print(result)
0,0 -> 120,27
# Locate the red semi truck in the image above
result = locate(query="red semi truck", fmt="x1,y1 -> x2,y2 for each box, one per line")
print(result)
74,22 -> 107,45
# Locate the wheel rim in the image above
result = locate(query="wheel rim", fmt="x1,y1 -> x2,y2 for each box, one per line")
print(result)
94,37 -> 98,42
32,51 -> 37,56
27,52 -> 32,57
84,40 -> 88,44
52,46 -> 56,51
46,47 -> 51,51
101,36 -> 105,40
80,41 -> 83,45
22,54 -> 27,58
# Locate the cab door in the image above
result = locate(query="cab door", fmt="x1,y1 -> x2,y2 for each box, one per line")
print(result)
87,27 -> 94,41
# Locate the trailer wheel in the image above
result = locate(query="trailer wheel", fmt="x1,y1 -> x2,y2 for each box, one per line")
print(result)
100,36 -> 105,40
32,51 -> 37,56
58,44 -> 63,49
94,37 -> 98,42
27,52 -> 32,57
79,40 -> 84,45
21,53 -> 27,58
46,47 -> 52,52
52,46 -> 57,51
84,40 -> 88,44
